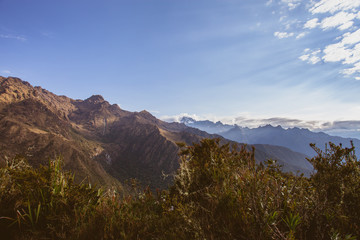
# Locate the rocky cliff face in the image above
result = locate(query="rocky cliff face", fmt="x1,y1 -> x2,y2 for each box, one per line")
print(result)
0,77 -> 218,188
0,77 -> 312,189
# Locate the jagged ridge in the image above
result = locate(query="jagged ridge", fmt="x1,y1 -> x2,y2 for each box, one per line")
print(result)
0,77 -> 312,188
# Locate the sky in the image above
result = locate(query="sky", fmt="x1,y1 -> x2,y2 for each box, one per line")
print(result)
1,0 -> 360,138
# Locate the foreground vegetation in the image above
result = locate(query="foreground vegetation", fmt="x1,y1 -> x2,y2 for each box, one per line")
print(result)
1,139 -> 360,239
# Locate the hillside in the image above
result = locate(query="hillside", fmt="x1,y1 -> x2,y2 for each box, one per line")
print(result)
0,77 -> 312,188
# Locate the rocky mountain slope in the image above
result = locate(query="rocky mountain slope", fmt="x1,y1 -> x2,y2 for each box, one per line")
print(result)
180,117 -> 360,158
0,77 -> 312,189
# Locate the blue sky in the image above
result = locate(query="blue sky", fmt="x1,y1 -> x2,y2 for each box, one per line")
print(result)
1,0 -> 360,137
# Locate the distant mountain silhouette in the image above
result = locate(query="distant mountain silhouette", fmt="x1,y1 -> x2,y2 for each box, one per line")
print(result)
0,77 -> 313,189
180,117 -> 359,158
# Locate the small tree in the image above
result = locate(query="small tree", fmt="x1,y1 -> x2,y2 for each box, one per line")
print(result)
308,142 -> 360,237
172,138 -> 306,239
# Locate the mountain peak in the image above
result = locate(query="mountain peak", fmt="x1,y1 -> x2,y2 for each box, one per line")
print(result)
1,76 -> 27,84
0,76 -> 36,104
260,124 -> 273,128
85,95 -> 105,104
0,76 -> 32,89
180,116 -> 196,124
233,124 -> 241,129
138,110 -> 158,121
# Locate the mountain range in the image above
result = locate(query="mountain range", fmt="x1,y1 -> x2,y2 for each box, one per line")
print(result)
0,77 -> 312,189
180,117 -> 360,158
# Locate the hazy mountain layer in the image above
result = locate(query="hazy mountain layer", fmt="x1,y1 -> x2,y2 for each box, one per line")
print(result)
181,117 -> 360,158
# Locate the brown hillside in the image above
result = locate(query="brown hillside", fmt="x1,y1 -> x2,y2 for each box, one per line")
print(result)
0,76 -> 311,189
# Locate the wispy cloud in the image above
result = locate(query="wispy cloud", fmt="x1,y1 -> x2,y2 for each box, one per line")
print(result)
306,11 -> 359,31
273,0 -> 360,80
41,31 -> 55,39
320,11 -> 357,30
296,32 -> 307,39
149,110 -> 160,114
306,1 -> 360,78
0,34 -> 26,41
281,0 -> 302,10
299,48 -> 322,64
266,0 -> 273,6
274,31 -> 294,39
321,29 -> 360,75
309,0 -> 360,14
1,70 -> 11,74
304,18 -> 319,29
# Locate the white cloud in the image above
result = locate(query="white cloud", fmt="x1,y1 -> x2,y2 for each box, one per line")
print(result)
296,0 -> 360,80
309,55 -> 321,64
266,0 -> 273,6
279,16 -> 287,22
322,29 -> 360,76
320,11 -> 357,30
296,32 -> 307,39
273,0 -> 360,80
343,43 -> 360,64
342,62 -> 360,75
304,12 -> 357,31
299,54 -> 309,61
304,18 -> 319,29
299,49 -> 322,64
1,70 -> 11,74
281,0 -> 302,10
160,113 -> 202,123
310,0 -> 360,14
274,31 -> 294,39
322,42 -> 351,62
341,29 -> 360,45
0,34 -> 26,41
338,21 -> 354,30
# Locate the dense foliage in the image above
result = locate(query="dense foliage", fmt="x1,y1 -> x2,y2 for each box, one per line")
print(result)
1,139 -> 359,239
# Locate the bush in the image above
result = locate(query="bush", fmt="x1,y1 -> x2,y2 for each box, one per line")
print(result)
170,139 -> 360,239
308,142 -> 360,238
0,156 -> 102,239
1,139 -> 359,239
171,139 -> 309,239
0,156 -> 186,239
